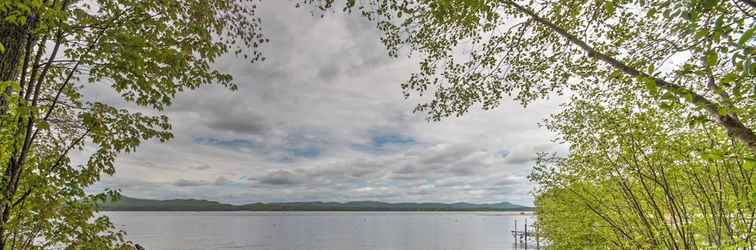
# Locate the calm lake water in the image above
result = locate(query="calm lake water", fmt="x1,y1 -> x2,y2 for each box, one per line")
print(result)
104,211 -> 535,250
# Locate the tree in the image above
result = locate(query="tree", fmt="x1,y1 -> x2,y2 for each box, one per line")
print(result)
306,0 -> 755,153
529,87 -> 755,248
0,0 -> 265,248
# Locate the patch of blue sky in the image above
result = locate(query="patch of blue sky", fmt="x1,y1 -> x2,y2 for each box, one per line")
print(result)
497,149 -> 511,158
372,134 -> 416,146
193,137 -> 257,152
286,146 -> 321,158
353,133 -> 416,153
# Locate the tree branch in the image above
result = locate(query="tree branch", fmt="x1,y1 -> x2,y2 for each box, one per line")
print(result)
17,15 -> 39,99
504,0 -> 756,153
12,128 -> 90,209
739,0 -> 756,8
17,0 -> 70,168
41,27 -> 107,124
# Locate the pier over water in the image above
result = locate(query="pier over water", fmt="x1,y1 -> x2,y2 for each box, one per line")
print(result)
511,218 -> 541,249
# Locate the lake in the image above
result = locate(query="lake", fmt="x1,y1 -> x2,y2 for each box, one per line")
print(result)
104,211 -> 536,250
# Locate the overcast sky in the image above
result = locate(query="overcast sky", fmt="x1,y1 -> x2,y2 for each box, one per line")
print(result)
86,1 -> 566,206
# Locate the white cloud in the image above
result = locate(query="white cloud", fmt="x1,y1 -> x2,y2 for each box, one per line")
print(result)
85,1 -> 566,206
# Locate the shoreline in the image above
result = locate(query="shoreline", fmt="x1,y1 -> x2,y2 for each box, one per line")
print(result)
100,210 -> 536,213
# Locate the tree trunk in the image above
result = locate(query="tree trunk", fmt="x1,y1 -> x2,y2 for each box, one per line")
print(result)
0,22 -> 27,115
0,24 -> 25,82
0,20 -> 27,250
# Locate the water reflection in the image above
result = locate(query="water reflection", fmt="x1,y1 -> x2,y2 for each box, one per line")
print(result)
105,211 -> 535,250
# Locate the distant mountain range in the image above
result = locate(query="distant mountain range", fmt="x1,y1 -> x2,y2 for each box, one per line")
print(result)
100,196 -> 533,211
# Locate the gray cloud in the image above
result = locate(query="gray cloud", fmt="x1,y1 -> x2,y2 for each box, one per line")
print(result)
174,179 -> 210,187
206,113 -> 270,135
83,1 -> 566,206
191,164 -> 212,170
504,144 -> 557,164
256,170 -> 303,186
214,176 -> 232,186
504,154 -> 535,165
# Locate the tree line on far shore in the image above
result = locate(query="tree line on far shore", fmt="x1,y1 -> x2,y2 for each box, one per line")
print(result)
100,195 -> 532,212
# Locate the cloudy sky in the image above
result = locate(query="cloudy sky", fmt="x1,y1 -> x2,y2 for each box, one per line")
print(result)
87,1 -> 566,206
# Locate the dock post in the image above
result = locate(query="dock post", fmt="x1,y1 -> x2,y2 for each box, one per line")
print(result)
536,222 -> 539,249
514,219 -> 518,248
524,219 -> 528,249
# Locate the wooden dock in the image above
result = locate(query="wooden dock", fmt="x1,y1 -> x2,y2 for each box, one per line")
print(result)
511,218 -> 540,249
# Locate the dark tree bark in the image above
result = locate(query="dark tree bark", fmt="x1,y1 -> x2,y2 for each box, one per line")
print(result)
0,21 -> 27,250
0,24 -> 25,82
0,23 -> 27,113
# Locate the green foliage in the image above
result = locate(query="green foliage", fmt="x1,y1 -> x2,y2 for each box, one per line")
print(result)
529,88 -> 756,248
0,0 -> 265,248
534,184 -> 620,249
304,0 -> 755,151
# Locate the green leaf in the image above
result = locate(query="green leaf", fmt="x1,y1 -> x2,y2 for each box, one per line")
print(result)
744,158 -> 756,171
646,8 -> 656,18
643,77 -> 658,96
720,73 -> 737,86
661,91 -> 676,101
604,2 -> 616,15
718,107 -> 732,116
705,51 -> 718,66
0,42 -> 4,54
745,52 -> 753,76
702,152 -> 723,161
739,27 -> 755,46
703,0 -> 719,10
659,102 -> 673,111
